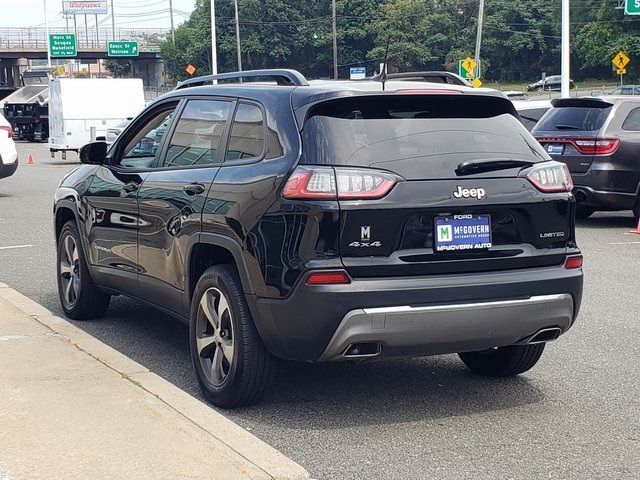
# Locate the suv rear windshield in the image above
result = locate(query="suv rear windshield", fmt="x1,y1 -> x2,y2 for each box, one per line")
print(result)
535,106 -> 611,132
300,95 -> 549,179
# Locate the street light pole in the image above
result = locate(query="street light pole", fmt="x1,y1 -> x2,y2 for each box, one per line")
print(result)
233,0 -> 242,71
210,0 -> 218,76
561,0 -> 570,98
110,0 -> 116,40
332,0 -> 338,79
168,0 -> 176,45
44,0 -> 51,68
474,0 -> 485,75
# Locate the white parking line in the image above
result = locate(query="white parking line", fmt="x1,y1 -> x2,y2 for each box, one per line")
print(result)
607,241 -> 640,245
0,245 -> 35,251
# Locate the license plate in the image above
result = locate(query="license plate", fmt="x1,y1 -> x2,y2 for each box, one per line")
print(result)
546,143 -> 565,155
434,214 -> 492,252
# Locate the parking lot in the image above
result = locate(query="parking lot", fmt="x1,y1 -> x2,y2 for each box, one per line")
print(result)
1,141 -> 639,479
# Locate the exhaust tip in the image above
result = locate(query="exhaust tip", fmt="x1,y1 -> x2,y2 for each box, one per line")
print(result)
528,327 -> 562,344
343,342 -> 382,358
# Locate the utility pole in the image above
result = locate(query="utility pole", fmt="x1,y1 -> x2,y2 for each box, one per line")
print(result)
110,0 -> 116,40
44,0 -> 51,68
233,0 -> 242,71
474,0 -> 485,76
168,0 -> 176,45
561,0 -> 570,98
332,0 -> 338,79
210,0 -> 218,76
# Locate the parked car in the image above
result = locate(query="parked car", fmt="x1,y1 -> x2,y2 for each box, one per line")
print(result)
527,75 -> 574,92
513,99 -> 552,131
532,96 -> 640,221
610,85 -> 640,95
0,112 -> 18,179
105,120 -> 131,145
54,69 -> 583,408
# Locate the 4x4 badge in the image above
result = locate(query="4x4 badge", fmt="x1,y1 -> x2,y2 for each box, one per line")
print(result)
453,185 -> 486,200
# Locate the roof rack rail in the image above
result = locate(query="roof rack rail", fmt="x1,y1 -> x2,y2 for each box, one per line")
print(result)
371,71 -> 470,87
175,69 -> 309,89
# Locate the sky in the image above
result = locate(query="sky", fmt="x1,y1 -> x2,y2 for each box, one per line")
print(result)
1,0 -> 197,29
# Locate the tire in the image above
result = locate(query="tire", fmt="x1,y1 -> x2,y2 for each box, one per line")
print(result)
575,206 -> 595,219
56,220 -> 110,320
458,343 -> 546,377
189,265 -> 275,408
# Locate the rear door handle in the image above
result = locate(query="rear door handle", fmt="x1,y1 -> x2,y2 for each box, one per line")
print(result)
123,181 -> 140,193
183,183 -> 206,196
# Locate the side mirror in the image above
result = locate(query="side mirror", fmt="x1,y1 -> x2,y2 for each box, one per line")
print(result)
79,141 -> 107,165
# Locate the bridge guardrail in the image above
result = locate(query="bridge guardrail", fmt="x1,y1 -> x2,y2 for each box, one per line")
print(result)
0,27 -> 168,51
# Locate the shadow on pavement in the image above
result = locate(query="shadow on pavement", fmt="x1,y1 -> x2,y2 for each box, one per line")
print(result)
61,295 -> 545,430
576,212 -> 636,230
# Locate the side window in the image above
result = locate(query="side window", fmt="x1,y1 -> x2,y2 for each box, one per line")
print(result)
225,103 -> 265,161
622,107 -> 640,131
161,99 -> 231,168
120,107 -> 176,169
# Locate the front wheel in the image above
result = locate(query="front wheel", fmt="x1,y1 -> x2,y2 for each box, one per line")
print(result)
57,220 -> 110,320
189,265 -> 275,408
458,344 -> 546,377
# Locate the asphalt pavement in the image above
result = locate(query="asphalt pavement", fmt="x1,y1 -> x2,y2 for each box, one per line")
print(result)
1,142 -> 639,480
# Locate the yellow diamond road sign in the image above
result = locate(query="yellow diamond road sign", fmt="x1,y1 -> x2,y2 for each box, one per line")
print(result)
612,51 -> 630,70
462,57 -> 477,76
471,78 -> 483,88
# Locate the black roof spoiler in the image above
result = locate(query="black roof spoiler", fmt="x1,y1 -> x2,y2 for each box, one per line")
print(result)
176,69 -> 309,89
551,97 -> 613,109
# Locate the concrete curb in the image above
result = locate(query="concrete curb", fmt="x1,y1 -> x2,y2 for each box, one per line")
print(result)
0,283 -> 310,480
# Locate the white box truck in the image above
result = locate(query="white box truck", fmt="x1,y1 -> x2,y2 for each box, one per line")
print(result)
48,78 -> 145,159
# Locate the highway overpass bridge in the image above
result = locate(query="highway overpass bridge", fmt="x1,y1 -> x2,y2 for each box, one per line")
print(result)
0,27 -> 168,87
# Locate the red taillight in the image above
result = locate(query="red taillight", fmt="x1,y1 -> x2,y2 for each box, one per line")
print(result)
306,271 -> 351,285
564,255 -> 583,269
526,162 -> 573,193
0,125 -> 13,139
535,137 -> 620,156
573,138 -> 620,155
282,166 -> 397,200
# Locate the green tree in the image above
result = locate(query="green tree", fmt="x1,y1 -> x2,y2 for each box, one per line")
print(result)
103,58 -> 132,78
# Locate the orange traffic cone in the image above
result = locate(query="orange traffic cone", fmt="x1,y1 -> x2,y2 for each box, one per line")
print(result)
26,154 -> 34,165
631,216 -> 640,235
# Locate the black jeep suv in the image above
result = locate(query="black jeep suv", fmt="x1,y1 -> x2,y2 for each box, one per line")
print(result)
54,69 -> 583,408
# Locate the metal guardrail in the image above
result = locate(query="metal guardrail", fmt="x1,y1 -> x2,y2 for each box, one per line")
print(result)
0,27 -> 169,50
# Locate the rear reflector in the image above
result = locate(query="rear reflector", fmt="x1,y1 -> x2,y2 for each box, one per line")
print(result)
283,166 -> 397,200
306,271 -> 351,285
564,255 -> 583,269
526,161 -> 573,193
0,125 -> 13,139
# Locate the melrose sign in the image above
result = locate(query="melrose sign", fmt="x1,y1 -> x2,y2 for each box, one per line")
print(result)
626,0 -> 640,15
62,1 -> 108,15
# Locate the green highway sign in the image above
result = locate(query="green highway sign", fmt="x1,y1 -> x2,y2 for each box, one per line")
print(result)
108,41 -> 139,57
626,0 -> 640,15
49,34 -> 76,57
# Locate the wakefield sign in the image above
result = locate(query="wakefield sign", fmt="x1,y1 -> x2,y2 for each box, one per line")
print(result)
62,1 -> 108,15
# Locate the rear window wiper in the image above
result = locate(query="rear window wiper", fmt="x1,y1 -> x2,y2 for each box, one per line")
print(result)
456,158 -> 536,176
554,124 -> 582,130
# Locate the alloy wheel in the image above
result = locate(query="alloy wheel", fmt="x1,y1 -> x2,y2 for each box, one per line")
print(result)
195,287 -> 235,387
59,234 -> 80,308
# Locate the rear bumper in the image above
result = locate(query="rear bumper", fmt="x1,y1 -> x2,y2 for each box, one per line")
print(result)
572,163 -> 639,210
318,294 -> 573,361
248,264 -> 583,362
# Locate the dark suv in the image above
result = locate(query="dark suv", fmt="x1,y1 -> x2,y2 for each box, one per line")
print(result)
54,69 -> 583,408
533,97 -> 640,220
